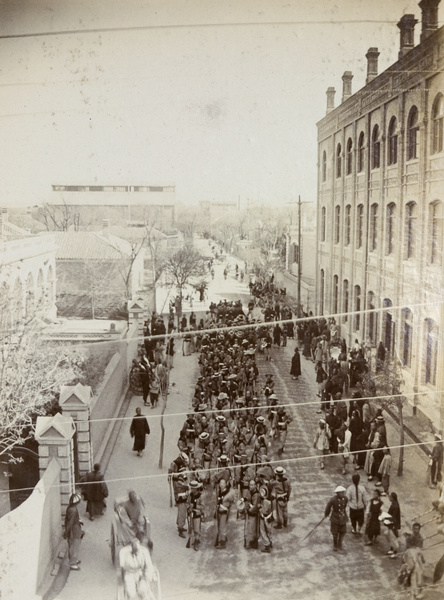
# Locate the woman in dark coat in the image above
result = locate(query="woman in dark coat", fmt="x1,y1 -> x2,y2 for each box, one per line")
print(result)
290,347 -> 301,380
65,493 -> 83,570
82,463 -> 109,520
365,489 -> 383,545
130,407 -> 151,457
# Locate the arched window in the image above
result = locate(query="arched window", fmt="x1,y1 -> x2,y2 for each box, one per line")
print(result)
322,150 -> 327,182
367,291 -> 377,344
371,125 -> 380,169
388,116 -> 398,165
343,279 -> 349,323
370,203 -> 378,251
354,285 -> 361,331
407,106 -> 419,160
346,138 -> 353,175
345,204 -> 351,246
402,308 -> 413,368
405,202 -> 417,259
336,144 -> 342,178
383,298 -> 393,355
321,206 -> 326,242
333,275 -> 339,314
356,204 -> 364,249
386,203 -> 396,255
432,94 -> 444,154
424,318 -> 438,385
357,132 -> 365,173
334,205 -> 341,244
429,200 -> 443,265
320,269 -> 325,315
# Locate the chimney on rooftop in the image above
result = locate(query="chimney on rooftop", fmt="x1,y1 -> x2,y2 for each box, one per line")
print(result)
326,87 -> 336,115
419,0 -> 441,43
397,14 -> 418,58
342,71 -> 353,103
365,48 -> 380,84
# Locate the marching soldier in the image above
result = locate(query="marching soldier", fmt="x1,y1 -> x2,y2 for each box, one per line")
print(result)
259,485 -> 273,553
324,485 -> 349,551
173,470 -> 189,538
215,478 -> 236,549
187,480 -> 205,551
244,479 -> 260,549
273,466 -> 291,529
195,432 -> 213,485
274,407 -> 292,455
168,452 -> 190,506
214,455 -> 232,494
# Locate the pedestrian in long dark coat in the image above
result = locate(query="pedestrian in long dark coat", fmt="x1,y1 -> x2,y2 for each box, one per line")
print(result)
290,347 -> 301,380
130,407 -> 151,457
82,463 -> 109,520
65,493 -> 83,570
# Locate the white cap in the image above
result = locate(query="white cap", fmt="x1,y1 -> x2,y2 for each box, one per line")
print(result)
335,485 -> 346,493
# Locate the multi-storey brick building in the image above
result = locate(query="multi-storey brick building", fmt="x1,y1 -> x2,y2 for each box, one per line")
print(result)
316,0 -> 444,426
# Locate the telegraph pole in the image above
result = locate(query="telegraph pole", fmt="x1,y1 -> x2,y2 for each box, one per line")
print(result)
297,195 -> 302,316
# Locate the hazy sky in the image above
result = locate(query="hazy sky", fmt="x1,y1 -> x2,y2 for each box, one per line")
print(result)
0,0 -> 431,208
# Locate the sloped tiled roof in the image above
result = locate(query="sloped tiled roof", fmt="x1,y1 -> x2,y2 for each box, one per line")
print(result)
54,231 -> 132,260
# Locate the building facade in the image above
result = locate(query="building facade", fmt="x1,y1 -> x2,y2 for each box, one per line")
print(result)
0,208 -> 57,333
316,0 -> 444,425
37,183 -> 177,230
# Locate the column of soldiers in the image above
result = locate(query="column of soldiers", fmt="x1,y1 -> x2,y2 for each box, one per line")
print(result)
168,307 -> 293,553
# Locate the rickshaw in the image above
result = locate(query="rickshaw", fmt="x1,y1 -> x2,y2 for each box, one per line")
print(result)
110,497 -> 161,600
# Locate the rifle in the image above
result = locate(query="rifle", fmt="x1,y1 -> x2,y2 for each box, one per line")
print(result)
168,475 -> 173,508
185,509 -> 192,549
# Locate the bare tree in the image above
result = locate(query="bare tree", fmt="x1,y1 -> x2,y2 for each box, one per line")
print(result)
38,199 -> 79,232
160,245 -> 208,302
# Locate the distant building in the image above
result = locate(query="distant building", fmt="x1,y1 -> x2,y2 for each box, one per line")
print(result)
54,227 -> 145,319
0,208 -> 57,329
316,0 -> 444,424
39,183 -> 176,230
199,200 -> 239,225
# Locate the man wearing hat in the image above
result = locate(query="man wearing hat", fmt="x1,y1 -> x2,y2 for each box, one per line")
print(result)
244,479 -> 261,549
274,407 -> 293,455
195,432 -> 213,485
174,470 -> 189,538
65,493 -> 83,570
215,479 -> 236,548
187,480 -> 205,551
273,466 -> 291,529
314,419 -> 331,470
324,486 -> 348,551
259,485 -> 273,553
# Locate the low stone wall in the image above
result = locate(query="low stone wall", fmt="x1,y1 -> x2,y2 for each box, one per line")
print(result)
90,351 -> 127,456
0,459 -> 62,600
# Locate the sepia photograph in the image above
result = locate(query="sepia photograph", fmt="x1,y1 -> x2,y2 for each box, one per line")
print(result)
0,1 -> 443,599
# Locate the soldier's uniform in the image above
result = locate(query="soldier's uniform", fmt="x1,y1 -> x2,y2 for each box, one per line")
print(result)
187,481 -> 205,551
273,466 -> 291,529
244,481 -> 260,549
324,485 -> 349,551
215,479 -> 236,548
259,485 -> 273,553
275,408 -> 292,455
173,472 -> 189,537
